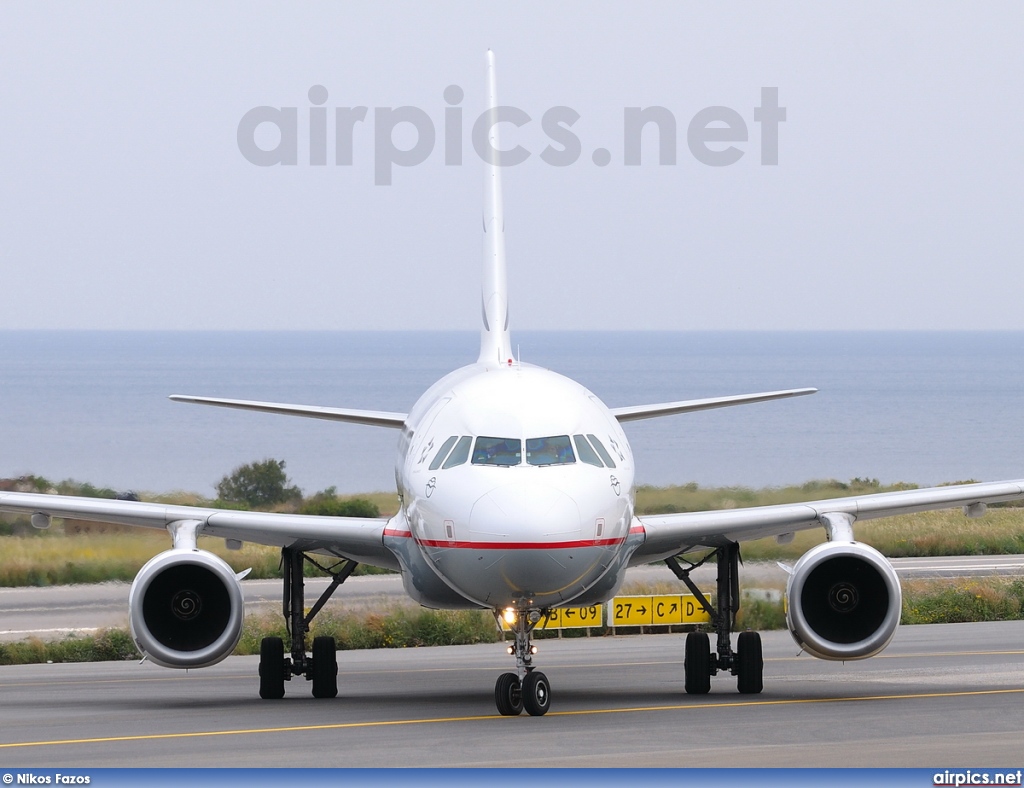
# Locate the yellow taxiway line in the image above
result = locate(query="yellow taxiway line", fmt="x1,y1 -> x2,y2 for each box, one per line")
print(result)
3,687 -> 1024,750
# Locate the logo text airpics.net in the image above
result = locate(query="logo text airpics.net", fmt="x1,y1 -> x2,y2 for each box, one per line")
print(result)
237,85 -> 786,185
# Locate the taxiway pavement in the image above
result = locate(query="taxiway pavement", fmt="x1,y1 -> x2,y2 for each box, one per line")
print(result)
1,621 -> 1022,767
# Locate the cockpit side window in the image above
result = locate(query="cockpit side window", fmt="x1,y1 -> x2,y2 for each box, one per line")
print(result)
472,436 -> 522,466
428,436 -> 459,470
573,434 -> 604,467
442,435 -> 473,469
526,435 -> 575,466
587,434 -> 617,468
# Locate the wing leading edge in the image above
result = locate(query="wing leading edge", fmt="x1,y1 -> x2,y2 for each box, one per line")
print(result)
631,478 -> 1024,564
0,491 -> 400,570
610,388 -> 817,422
169,395 -> 407,428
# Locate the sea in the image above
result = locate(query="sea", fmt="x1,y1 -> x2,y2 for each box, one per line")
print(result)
1,331 -> 1022,497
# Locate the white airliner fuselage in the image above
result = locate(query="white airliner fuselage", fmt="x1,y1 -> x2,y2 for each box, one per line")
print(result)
389,361 -> 638,611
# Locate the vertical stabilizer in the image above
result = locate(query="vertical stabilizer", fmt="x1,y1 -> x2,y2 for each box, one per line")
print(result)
479,50 -> 514,366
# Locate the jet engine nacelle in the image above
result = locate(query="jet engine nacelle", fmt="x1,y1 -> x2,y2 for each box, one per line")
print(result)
128,548 -> 245,669
786,540 -> 901,661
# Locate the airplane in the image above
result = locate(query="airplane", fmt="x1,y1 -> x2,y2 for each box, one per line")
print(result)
3,52 -> 1024,717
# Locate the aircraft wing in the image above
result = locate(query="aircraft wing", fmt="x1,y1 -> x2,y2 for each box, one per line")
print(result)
169,395 -> 407,428
0,492 -> 399,569
631,479 -> 1024,564
609,388 -> 817,422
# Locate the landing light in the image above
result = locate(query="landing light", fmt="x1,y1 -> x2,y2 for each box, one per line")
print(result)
506,646 -> 514,655
530,646 -> 538,655
502,608 -> 517,625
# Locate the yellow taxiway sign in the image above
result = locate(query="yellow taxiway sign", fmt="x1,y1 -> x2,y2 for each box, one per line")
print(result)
610,594 -> 711,626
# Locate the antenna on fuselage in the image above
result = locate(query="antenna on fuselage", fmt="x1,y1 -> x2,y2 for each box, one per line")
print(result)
479,50 -> 514,367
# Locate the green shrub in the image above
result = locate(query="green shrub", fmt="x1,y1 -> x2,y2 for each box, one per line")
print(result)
236,607 -> 499,655
216,459 -> 301,508
736,598 -> 787,631
0,629 -> 138,666
299,495 -> 380,518
902,579 -> 1024,624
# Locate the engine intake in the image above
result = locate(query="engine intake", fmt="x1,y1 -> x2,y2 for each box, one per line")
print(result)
786,540 -> 901,661
129,548 -> 245,669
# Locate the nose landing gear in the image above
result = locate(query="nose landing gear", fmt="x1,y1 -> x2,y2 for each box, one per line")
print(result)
493,607 -> 551,716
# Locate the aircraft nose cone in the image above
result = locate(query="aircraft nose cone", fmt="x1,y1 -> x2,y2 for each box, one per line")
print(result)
469,482 -> 581,543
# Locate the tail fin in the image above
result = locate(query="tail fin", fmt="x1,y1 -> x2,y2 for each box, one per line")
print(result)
478,50 -> 514,366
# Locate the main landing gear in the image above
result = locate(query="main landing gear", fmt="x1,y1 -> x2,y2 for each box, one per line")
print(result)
258,546 -> 357,700
494,608 -> 551,716
666,541 -> 763,695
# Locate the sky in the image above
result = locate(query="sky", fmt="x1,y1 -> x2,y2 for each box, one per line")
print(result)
1,2 -> 1023,332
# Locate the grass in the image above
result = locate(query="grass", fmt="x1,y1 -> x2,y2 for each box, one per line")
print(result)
735,508 -> 1024,563
0,629 -> 138,666
637,479 -> 1024,561
0,532 -> 302,586
236,607 -> 500,654
901,578 -> 1024,624
639,479 -> 1024,563
0,486 -> 403,586
4,506 -> 1022,588
634,477 -> 915,515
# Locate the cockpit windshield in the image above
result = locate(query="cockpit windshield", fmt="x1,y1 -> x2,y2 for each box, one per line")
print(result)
573,434 -> 603,467
428,436 -> 459,470
442,435 -> 473,469
587,433 -> 617,468
440,434 -> 594,468
472,437 -> 522,467
525,435 -> 575,466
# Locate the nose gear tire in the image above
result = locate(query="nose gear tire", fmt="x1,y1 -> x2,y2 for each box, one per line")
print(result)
522,671 -> 551,716
495,672 -> 523,716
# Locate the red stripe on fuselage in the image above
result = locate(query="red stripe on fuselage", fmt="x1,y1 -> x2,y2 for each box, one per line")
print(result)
413,537 -> 626,550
